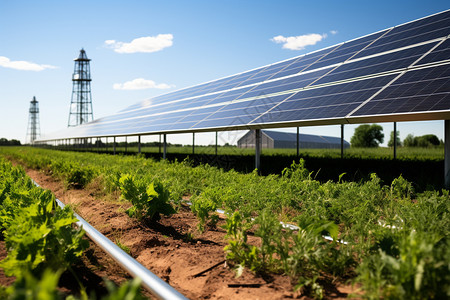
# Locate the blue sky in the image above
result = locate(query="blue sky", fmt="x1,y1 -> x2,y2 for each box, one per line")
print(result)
0,0 -> 448,146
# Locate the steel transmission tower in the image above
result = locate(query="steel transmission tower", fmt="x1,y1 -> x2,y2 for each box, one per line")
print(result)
26,96 -> 40,144
68,49 -> 94,127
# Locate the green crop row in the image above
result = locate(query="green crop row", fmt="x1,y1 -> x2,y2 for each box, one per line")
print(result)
0,157 -> 143,300
54,144 -> 444,161
1,147 -> 449,299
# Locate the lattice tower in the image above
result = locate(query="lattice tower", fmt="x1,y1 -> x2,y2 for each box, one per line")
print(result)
68,48 -> 93,127
26,96 -> 40,143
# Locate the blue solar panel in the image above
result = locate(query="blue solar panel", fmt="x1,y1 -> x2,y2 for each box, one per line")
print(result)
416,39 -> 450,65
251,74 -> 397,125
352,10 -> 450,60
236,68 -> 331,100
302,30 -> 389,71
37,10 -> 450,141
268,46 -> 339,80
315,42 -> 438,85
352,64 -> 450,116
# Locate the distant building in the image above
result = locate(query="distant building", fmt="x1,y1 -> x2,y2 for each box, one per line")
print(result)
237,130 -> 350,149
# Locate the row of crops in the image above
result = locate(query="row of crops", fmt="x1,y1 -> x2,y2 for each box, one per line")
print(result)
0,156 -> 143,299
1,147 -> 449,299
55,143 -> 445,161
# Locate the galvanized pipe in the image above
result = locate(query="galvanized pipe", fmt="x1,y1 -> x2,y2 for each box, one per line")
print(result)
32,181 -> 188,300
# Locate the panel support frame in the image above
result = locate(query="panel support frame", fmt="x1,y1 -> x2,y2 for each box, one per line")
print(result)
393,122 -> 397,160
138,135 -> 141,154
445,120 -> 450,189
341,124 -> 344,159
192,133 -> 195,155
215,131 -> 218,156
163,134 -> 167,160
255,129 -> 261,171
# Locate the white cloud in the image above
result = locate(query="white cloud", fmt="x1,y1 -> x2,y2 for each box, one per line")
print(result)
271,33 -> 327,50
330,30 -> 338,35
113,78 -> 174,90
0,56 -> 57,71
105,34 -> 173,53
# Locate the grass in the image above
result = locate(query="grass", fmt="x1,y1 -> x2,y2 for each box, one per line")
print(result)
56,144 -> 444,161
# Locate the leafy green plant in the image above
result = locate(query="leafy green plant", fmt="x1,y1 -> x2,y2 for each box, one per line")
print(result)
283,228 -> 327,297
6,269 -> 65,300
102,278 -> 144,300
0,189 -> 88,277
4,269 -> 144,300
356,231 -> 449,299
223,212 -> 259,276
191,191 -> 219,233
254,209 -> 282,271
281,159 -> 311,181
119,174 -> 176,221
65,164 -> 96,189
390,175 -> 414,199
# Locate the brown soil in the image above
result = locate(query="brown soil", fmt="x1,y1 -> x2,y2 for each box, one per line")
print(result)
1,166 -> 359,299
0,242 -> 15,287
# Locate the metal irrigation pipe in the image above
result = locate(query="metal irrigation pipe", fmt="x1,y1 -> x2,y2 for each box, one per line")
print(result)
33,181 -> 189,300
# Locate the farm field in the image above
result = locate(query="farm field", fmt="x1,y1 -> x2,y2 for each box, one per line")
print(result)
0,147 -> 449,299
0,156 -> 146,299
54,144 -> 444,161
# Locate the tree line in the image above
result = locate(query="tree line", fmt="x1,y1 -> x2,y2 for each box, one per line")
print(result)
0,138 -> 21,146
350,124 -> 442,148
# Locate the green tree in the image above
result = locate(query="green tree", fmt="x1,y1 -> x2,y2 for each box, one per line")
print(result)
403,134 -> 440,147
403,134 -> 416,147
350,124 -> 384,148
388,130 -> 402,147
416,134 -> 440,147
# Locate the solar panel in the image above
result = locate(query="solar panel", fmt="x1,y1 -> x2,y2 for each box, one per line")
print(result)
314,42 -> 438,85
350,64 -> 450,117
250,74 -> 398,125
38,10 -> 450,141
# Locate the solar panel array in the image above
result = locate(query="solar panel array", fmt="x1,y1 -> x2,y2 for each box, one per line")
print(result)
39,10 -> 450,141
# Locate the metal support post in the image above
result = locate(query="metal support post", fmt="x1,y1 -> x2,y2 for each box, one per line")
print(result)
125,136 -> 127,153
192,133 -> 195,154
445,120 -> 450,189
163,134 -> 167,160
341,124 -> 344,159
393,122 -> 397,160
296,127 -> 299,157
113,137 -> 116,155
255,129 -> 261,171
138,135 -> 141,154
159,134 -> 162,154
215,131 -> 218,156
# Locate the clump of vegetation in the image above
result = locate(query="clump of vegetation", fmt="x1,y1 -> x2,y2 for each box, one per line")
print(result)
403,133 -> 442,147
191,192 -> 219,233
119,174 -> 176,221
0,157 -> 144,299
351,124 -> 384,148
388,130 -> 402,147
